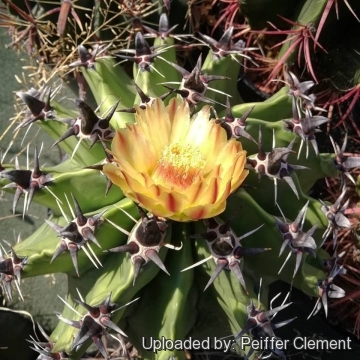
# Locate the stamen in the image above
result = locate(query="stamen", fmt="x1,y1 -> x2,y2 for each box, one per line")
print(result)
153,142 -> 206,189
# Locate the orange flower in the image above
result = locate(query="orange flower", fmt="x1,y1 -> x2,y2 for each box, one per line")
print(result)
103,98 -> 248,221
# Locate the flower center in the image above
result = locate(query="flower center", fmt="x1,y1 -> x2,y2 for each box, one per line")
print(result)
153,142 -> 206,189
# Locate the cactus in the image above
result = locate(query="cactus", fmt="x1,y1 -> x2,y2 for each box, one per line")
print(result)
0,0 -> 359,359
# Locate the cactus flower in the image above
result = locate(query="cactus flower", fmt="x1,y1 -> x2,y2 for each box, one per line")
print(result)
103,98 -> 248,221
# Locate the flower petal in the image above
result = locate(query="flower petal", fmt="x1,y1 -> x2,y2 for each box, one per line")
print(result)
169,99 -> 191,144
103,163 -> 131,193
182,201 -> 226,221
111,127 -> 157,174
229,153 -> 249,192
135,100 -> 171,159
184,105 -> 212,148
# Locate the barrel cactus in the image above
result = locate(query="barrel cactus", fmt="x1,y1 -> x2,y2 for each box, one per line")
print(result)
0,0 -> 359,359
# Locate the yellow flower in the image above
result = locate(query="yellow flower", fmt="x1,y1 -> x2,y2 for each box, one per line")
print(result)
103,98 -> 248,221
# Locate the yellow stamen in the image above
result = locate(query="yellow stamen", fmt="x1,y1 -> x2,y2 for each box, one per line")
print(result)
153,142 -> 206,189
